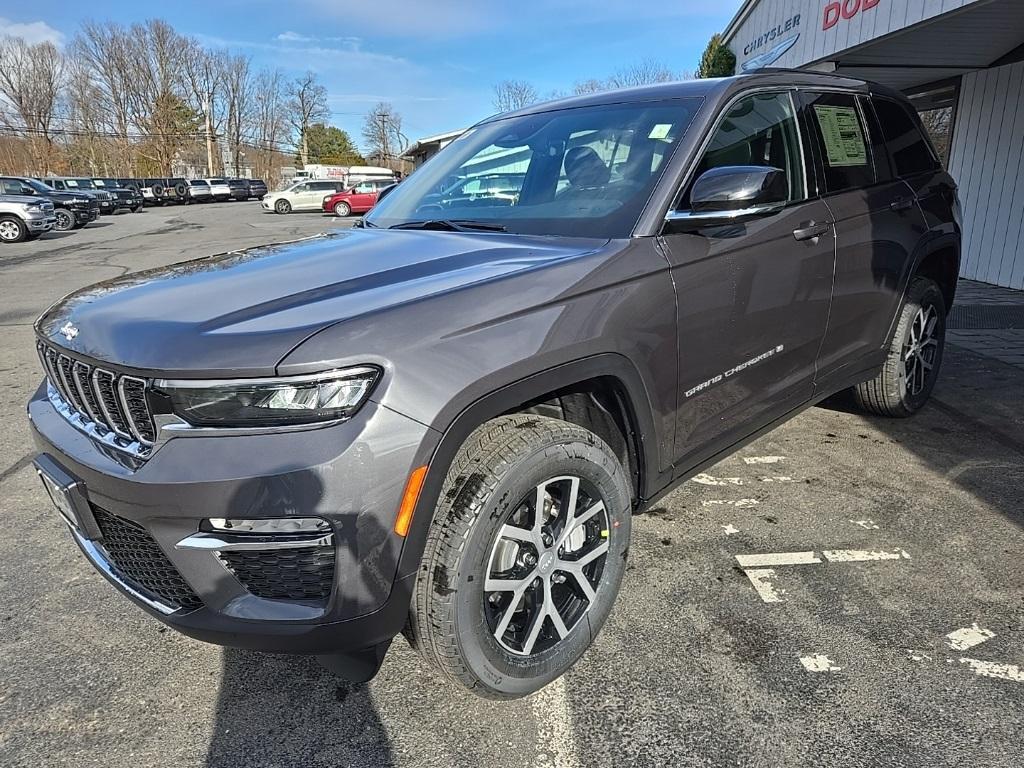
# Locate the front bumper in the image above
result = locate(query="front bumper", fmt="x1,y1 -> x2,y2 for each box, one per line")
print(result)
28,381 -> 437,654
27,214 -> 55,232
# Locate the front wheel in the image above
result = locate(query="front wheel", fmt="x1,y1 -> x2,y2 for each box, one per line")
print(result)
412,414 -> 631,699
853,276 -> 946,417
0,215 -> 28,243
53,208 -> 75,232
333,201 -> 351,217
274,199 -> 291,214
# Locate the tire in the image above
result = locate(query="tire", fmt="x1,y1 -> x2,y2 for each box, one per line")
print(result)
150,183 -> 164,198
333,201 -> 351,217
0,215 -> 27,243
412,414 -> 631,699
274,199 -> 291,214
131,205 -> 142,212
853,276 -> 946,417
174,182 -> 188,197
53,208 -> 75,232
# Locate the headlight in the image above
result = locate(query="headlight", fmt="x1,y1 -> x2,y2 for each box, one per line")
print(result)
154,366 -> 379,427
22,202 -> 43,211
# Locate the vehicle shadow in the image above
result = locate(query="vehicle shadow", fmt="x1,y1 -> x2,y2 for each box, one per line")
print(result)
205,649 -> 396,768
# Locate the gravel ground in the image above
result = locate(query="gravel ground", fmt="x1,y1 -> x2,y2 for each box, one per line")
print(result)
1,203 -> 1021,768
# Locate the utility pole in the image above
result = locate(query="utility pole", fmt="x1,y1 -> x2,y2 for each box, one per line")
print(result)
379,113 -> 390,169
204,99 -> 215,176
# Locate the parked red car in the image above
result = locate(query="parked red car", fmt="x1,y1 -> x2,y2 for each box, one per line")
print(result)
322,179 -> 395,216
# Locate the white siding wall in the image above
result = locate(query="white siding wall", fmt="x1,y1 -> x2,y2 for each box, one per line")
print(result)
948,60 -> 1024,289
729,0 -> 978,71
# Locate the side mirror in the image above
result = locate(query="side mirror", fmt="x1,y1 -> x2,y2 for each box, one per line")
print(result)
377,183 -> 398,203
665,165 -> 788,232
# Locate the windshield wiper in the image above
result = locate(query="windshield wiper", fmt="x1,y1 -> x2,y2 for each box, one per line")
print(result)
388,219 -> 507,232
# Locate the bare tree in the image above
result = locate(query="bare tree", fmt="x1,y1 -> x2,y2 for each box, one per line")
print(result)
221,53 -> 253,176
252,67 -> 288,183
573,59 -> 686,96
0,36 -> 65,173
361,102 -> 407,169
492,79 -> 538,113
287,72 -> 329,166
73,21 -> 135,173
182,37 -> 226,175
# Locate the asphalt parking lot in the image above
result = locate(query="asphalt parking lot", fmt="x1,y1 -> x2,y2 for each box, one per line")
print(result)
1,203 -> 1022,768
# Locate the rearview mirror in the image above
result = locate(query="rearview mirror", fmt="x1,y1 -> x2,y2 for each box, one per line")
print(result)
665,165 -> 788,232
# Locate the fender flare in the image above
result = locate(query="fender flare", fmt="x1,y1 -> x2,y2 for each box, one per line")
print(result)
395,352 -> 661,579
883,230 -> 961,347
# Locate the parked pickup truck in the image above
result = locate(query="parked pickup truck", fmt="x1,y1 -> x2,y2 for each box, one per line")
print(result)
0,194 -> 55,242
0,176 -> 99,231
26,72 -> 959,699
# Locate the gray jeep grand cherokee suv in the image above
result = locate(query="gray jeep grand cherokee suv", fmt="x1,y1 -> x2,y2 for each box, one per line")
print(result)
28,72 -> 959,699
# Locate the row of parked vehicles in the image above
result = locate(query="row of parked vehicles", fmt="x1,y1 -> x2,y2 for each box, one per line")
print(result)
0,175 -> 269,244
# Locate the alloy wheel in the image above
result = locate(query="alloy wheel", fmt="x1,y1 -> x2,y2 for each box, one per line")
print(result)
484,475 -> 609,656
902,304 -> 939,396
55,210 -> 73,230
0,220 -> 21,241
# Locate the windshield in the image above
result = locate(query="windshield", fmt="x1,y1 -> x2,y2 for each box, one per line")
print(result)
23,178 -> 53,194
68,178 -> 97,189
366,99 -> 700,237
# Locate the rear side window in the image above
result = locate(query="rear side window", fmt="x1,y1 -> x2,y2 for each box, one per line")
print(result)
872,97 -> 940,177
803,92 -> 875,193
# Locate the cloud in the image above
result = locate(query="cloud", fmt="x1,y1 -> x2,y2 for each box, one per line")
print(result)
276,31 -> 314,43
0,17 -> 64,46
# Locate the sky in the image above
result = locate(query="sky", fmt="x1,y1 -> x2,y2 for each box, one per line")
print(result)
0,1 -> 742,153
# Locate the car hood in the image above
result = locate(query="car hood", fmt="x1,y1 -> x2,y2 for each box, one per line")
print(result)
35,229 -> 607,377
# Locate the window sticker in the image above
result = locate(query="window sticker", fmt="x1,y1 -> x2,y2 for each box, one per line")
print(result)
648,123 -> 672,140
813,106 -> 867,167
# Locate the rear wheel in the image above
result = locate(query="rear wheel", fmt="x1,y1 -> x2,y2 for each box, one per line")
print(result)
412,414 -> 631,699
275,199 -> 291,214
333,201 -> 351,217
0,216 -> 27,243
853,276 -> 946,417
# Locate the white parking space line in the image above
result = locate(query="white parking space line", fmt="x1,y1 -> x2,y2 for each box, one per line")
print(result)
758,476 -> 795,483
736,551 -> 822,568
946,623 -> 996,651
702,498 -> 759,508
850,519 -> 880,530
959,659 -> 1024,683
531,677 -> 581,768
722,524 -> 740,536
800,655 -> 842,673
743,569 -> 785,602
821,549 -> 911,562
692,473 -> 744,486
743,456 -> 786,464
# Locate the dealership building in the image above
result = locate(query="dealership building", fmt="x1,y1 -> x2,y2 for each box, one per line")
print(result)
723,0 -> 1024,289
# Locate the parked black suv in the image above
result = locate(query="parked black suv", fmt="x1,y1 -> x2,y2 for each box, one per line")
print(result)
91,179 -> 144,212
27,73 -> 959,699
40,177 -> 117,214
227,178 -> 250,201
248,178 -> 269,199
0,176 -> 99,231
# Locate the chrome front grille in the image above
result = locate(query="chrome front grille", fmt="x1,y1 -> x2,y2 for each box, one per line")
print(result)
38,341 -> 156,456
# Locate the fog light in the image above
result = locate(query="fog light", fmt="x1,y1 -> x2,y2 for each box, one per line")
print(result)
205,517 -> 330,534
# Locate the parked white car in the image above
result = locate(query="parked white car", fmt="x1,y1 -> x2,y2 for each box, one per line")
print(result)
204,178 -> 231,202
261,180 -> 345,214
188,179 -> 212,203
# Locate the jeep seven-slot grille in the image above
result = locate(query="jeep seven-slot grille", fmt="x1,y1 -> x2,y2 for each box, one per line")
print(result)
38,341 -> 156,452
93,507 -> 204,612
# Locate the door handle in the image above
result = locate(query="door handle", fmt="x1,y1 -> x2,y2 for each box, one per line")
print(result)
793,222 -> 831,242
890,196 -> 914,212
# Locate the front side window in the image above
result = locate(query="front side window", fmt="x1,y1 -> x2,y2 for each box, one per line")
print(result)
803,92 -> 875,193
0,179 -> 28,195
366,99 -> 701,238
680,91 -> 806,209
872,97 -> 940,177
